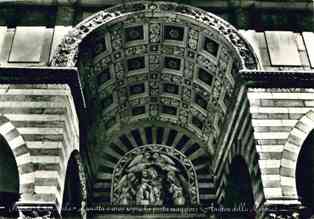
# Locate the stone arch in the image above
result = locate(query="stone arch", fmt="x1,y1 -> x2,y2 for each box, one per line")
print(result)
220,139 -> 264,214
295,129 -> 314,214
280,110 -> 314,200
50,1 -> 260,70
0,133 -> 19,214
236,144 -> 263,208
0,116 -> 33,200
224,155 -> 255,207
50,3 -> 261,143
49,1 -> 261,210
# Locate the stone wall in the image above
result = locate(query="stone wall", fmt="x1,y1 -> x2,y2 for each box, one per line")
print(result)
0,27 -> 313,72
214,85 -> 264,216
0,84 -> 79,211
0,5 -> 314,218
248,88 -> 314,202
0,1 -> 314,31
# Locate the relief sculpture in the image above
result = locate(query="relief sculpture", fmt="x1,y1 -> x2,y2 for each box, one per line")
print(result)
112,145 -> 198,206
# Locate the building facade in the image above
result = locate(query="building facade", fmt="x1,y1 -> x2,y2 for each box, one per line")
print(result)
0,1 -> 314,218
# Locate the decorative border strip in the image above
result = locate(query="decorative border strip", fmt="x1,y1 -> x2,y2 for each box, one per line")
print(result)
280,111 -> 314,199
50,1 -> 259,70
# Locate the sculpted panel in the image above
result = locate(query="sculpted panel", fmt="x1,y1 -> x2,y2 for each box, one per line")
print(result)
111,145 -> 199,206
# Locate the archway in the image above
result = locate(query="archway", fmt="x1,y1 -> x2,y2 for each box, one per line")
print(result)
61,151 -> 82,217
223,155 -> 254,218
51,2 -> 259,70
296,129 -> 314,216
0,134 -> 20,216
51,1 -> 260,215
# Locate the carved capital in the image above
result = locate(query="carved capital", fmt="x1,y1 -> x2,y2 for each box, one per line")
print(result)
266,212 -> 300,219
15,204 -> 57,219
264,203 -> 302,219
18,210 -> 54,219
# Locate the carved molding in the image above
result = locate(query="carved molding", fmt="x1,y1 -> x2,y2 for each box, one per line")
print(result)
50,1 -> 258,70
74,154 -> 87,219
240,69 -> 314,88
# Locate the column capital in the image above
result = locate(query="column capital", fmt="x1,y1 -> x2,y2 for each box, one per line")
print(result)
16,204 -> 58,219
263,202 -> 303,219
266,212 -> 300,219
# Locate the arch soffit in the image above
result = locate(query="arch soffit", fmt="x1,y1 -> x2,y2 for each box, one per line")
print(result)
62,149 -> 80,198
50,1 -> 259,70
50,2 -> 260,201
0,116 -> 31,192
50,1 -> 260,165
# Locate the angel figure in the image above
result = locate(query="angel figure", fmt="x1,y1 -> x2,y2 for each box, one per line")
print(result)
127,152 -> 152,173
146,167 -> 163,205
151,180 -> 163,205
136,168 -> 153,205
167,171 -> 186,206
117,172 -> 137,205
169,183 -> 185,206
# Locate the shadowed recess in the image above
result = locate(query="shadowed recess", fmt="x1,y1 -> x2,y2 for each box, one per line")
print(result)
61,151 -> 82,217
223,155 -> 254,216
0,134 -> 19,213
296,129 -> 314,214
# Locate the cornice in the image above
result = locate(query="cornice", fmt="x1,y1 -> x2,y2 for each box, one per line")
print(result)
240,69 -> 314,88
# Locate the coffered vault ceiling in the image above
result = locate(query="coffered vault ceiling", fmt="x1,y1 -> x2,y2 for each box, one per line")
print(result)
79,3 -> 242,146
58,1 -> 259,204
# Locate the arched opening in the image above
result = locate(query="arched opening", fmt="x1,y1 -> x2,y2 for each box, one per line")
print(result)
61,151 -> 82,217
51,1 -> 259,217
223,155 -> 254,218
0,134 -> 20,216
296,129 -> 314,216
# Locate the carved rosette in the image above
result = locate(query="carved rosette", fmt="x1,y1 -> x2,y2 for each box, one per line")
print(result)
51,1 -> 259,70
111,144 -> 199,205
